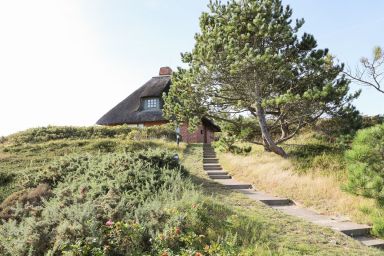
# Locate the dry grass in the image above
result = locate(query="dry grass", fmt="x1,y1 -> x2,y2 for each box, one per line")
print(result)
219,147 -> 377,225
0,152 -> 10,161
183,144 -> 383,255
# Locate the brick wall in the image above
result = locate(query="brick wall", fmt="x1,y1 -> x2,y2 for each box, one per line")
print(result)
180,123 -> 215,143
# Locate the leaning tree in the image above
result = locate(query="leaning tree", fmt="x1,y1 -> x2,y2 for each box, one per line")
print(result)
164,0 -> 358,157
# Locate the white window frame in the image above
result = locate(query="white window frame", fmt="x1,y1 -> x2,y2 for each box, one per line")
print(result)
144,98 -> 160,110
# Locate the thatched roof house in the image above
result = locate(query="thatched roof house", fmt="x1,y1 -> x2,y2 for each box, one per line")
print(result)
97,67 -> 220,143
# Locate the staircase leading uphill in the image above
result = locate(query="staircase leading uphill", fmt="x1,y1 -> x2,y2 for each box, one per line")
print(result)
202,144 -> 384,250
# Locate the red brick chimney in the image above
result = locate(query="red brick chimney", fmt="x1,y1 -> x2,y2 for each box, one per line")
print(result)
159,66 -> 173,76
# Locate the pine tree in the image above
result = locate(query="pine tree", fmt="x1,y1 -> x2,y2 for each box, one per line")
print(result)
164,0 -> 358,157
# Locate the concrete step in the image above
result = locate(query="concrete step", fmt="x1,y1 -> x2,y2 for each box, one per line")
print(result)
209,175 -> 231,179
272,205 -> 372,237
337,224 -> 371,237
206,171 -> 228,175
356,236 -> 384,249
203,158 -> 218,160
237,189 -> 293,206
203,163 -> 221,167
215,179 -> 252,189
203,155 -> 217,158
204,166 -> 223,171
203,159 -> 219,163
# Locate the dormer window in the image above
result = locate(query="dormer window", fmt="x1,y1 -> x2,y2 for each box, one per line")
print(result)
143,97 -> 160,110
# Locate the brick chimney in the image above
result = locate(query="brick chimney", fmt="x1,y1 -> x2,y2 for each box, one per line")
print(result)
159,66 -> 173,76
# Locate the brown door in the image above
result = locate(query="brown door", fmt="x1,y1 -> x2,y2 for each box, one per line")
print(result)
204,128 -> 208,144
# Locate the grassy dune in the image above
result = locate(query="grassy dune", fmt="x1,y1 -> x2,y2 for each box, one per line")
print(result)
218,131 -> 384,237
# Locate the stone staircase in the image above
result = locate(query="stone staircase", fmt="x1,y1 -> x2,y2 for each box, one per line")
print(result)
202,144 -> 384,249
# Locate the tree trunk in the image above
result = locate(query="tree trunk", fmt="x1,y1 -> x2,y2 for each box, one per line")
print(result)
280,119 -> 290,139
262,137 -> 271,152
254,87 -> 288,158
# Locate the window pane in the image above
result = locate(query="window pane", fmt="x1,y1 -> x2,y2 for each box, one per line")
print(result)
144,98 -> 159,109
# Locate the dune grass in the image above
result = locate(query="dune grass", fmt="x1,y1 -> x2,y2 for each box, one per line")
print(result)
217,132 -> 384,237
182,144 -> 383,255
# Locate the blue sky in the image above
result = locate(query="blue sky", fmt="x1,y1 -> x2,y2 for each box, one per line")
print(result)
0,0 -> 383,136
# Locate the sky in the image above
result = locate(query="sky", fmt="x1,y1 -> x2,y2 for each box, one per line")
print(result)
0,0 -> 383,136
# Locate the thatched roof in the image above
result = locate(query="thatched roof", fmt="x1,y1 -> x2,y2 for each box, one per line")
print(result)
96,75 -> 171,125
97,67 -> 221,132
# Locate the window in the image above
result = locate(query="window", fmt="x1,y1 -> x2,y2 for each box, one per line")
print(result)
143,98 -> 160,110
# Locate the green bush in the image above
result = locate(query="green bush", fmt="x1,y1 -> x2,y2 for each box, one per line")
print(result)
372,213 -> 384,237
345,124 -> 384,204
0,149 -> 187,255
0,147 -> 266,255
362,115 -> 384,128
7,125 -> 133,144
214,136 -> 252,155
6,124 -> 176,145
214,136 -> 236,153
0,172 -> 13,186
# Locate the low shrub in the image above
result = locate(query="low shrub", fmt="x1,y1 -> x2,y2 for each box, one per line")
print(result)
0,149 -> 187,255
0,147 -> 266,255
7,125 -> 133,144
362,115 -> 384,128
345,124 -> 384,204
0,171 -> 13,186
372,213 -> 384,237
6,125 -> 176,145
0,183 -> 52,221
213,136 -> 252,155
90,139 -> 118,153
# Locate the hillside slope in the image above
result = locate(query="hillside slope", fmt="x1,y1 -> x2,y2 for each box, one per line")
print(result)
218,130 -> 384,240
0,126 -> 382,255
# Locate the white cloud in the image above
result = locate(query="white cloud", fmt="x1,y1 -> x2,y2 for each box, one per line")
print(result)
0,0 -> 131,136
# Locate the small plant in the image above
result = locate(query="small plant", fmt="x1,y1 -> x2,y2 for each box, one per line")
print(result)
345,124 -> 384,204
214,136 -> 252,155
372,214 -> 384,237
0,172 -> 13,186
91,139 -> 117,152
214,136 -> 236,153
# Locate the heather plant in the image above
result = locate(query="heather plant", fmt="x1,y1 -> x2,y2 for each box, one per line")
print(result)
0,147 -> 269,255
0,149 -> 188,255
7,124 -> 176,144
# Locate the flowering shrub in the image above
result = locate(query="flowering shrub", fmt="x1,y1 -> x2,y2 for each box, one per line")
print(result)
0,146 -> 266,255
